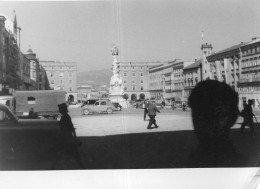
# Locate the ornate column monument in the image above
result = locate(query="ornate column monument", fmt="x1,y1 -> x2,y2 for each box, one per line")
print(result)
109,45 -> 126,107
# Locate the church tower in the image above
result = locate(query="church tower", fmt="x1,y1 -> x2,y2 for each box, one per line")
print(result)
13,13 -> 18,40
201,43 -> 213,80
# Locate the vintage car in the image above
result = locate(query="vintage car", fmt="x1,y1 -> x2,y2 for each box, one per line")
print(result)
0,104 -> 61,163
80,99 -> 98,108
112,102 -> 122,111
82,100 -> 117,115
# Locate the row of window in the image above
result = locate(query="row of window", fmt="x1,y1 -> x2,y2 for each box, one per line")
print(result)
46,66 -> 75,70
239,87 -> 260,92
242,60 -> 260,68
124,79 -> 143,84
242,46 -> 260,56
184,80 -> 198,87
50,72 -> 73,78
124,86 -> 144,91
50,79 -> 73,85
121,66 -> 145,70
123,72 -> 144,77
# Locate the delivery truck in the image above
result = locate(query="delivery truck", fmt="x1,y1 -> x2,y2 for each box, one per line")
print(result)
11,90 -> 66,119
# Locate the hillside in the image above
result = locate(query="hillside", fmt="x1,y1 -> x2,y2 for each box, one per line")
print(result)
77,69 -> 112,89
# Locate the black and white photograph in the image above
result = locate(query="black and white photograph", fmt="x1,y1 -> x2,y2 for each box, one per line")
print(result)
0,0 -> 260,188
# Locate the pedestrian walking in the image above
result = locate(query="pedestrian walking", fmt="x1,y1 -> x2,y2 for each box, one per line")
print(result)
51,103 -> 85,169
147,101 -> 160,129
162,100 -> 166,107
182,102 -> 186,111
240,99 -> 255,133
143,100 -> 149,121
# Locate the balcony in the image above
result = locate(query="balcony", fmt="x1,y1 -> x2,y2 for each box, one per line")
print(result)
184,85 -> 195,90
238,78 -> 260,84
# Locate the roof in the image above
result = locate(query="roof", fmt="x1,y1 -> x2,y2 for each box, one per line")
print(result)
241,37 -> 260,47
77,86 -> 92,89
183,59 -> 202,70
24,54 -> 37,60
212,44 -> 242,55
13,90 -> 66,95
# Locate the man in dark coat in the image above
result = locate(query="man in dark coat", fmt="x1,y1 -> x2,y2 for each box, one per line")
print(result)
143,100 -> 149,121
147,101 -> 160,129
51,103 -> 85,169
240,99 -> 255,133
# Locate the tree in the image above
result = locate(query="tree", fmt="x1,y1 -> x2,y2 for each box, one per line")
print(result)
123,94 -> 129,101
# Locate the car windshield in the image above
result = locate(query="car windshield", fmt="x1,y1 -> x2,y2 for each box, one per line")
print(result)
0,106 -> 18,122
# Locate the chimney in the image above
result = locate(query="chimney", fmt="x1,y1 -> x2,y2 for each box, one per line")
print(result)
252,37 -> 259,41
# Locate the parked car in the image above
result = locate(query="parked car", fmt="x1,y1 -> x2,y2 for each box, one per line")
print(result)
133,100 -> 144,109
0,104 -> 62,161
81,99 -> 98,108
112,102 -> 122,111
82,100 -> 117,115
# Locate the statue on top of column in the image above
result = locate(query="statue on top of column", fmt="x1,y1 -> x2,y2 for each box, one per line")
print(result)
111,45 -> 119,56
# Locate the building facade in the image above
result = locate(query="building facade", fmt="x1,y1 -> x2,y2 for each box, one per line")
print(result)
0,14 -> 22,95
20,53 -> 31,90
238,37 -> 260,108
40,61 -> 77,101
149,64 -> 164,101
24,48 -> 40,90
207,43 -> 241,91
118,62 -> 163,101
77,85 -> 92,101
38,64 -> 50,90
206,37 -> 260,108
149,60 -> 193,103
183,59 -> 202,102
171,60 -> 193,102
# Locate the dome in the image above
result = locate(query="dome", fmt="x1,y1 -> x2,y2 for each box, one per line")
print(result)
27,48 -> 34,54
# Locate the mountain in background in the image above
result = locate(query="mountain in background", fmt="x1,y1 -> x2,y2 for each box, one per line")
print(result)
77,69 -> 112,89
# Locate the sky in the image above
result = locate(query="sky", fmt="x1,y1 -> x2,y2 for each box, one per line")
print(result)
0,0 -> 260,73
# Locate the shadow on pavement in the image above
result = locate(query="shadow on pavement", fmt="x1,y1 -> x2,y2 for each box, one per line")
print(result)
77,124 -> 260,169
1,124 -> 260,170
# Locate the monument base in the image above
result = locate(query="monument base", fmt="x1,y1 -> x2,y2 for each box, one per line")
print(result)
109,95 -> 128,108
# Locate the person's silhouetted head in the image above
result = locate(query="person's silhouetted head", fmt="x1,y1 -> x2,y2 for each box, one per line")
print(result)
248,99 -> 253,106
188,80 -> 239,145
58,103 -> 68,114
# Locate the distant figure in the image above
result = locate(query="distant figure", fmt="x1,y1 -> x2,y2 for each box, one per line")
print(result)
162,100 -> 166,107
28,108 -> 39,119
188,80 -> 246,167
240,99 -> 255,133
147,101 -> 160,129
51,103 -> 85,169
143,100 -> 149,121
182,102 -> 186,111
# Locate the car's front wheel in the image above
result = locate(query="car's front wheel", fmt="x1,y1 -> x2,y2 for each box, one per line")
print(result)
107,108 -> 113,114
83,109 -> 90,115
